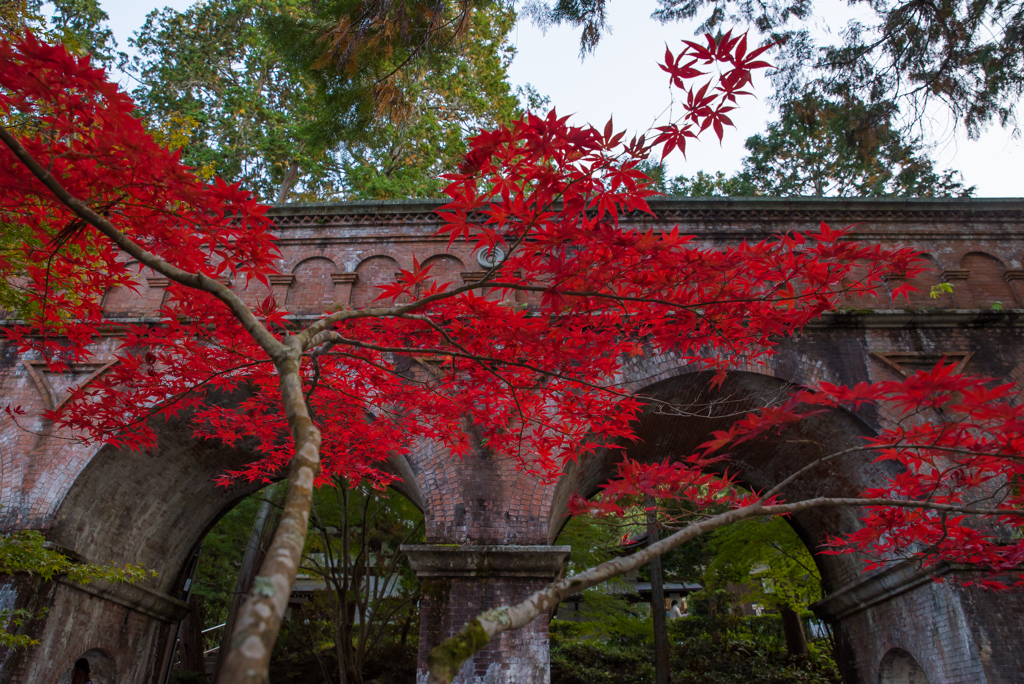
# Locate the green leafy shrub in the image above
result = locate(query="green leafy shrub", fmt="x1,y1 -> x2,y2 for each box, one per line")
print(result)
550,617 -> 841,684
551,640 -> 656,684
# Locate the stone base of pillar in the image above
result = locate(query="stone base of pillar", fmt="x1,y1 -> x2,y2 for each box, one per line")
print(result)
402,545 -> 570,684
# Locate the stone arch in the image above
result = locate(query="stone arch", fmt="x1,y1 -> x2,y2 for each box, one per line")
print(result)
419,254 -> 465,295
285,256 -> 339,314
547,369 -> 896,590
59,648 -> 117,684
352,256 -> 400,309
102,262 -> 164,317
960,252 -> 1015,308
25,419 -> 428,684
878,648 -> 931,684
1,396 -> 269,684
613,347 -> 845,404
48,420 -> 264,585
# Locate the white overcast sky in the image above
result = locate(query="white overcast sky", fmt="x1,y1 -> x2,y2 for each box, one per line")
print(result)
95,0 -> 1023,196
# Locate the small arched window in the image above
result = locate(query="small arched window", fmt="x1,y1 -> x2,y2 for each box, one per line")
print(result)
60,649 -> 117,684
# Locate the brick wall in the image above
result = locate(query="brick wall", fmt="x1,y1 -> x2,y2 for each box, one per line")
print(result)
3,198 -> 1024,684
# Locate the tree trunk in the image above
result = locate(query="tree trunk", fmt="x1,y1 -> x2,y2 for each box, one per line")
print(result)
646,498 -> 670,684
217,348 -> 323,684
334,607 -> 348,684
399,608 -> 414,647
276,161 -> 300,204
780,605 -> 809,659
213,495 -> 279,682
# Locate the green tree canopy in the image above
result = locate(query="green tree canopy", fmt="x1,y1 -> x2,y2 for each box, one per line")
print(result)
129,0 -> 344,202
660,95 -> 974,197
327,4 -> 532,199
128,0 -> 536,202
0,0 -> 117,63
699,516 -> 822,612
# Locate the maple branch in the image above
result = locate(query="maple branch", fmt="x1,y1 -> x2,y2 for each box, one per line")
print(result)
426,495 -> 1024,683
762,440 -> 1024,504
302,331 -> 803,432
0,123 -> 288,362
0,123 -> 323,684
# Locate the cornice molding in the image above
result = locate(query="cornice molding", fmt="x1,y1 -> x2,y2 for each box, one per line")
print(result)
4,310 -> 1024,332
807,309 -> 1024,329
401,544 -> 570,579
58,576 -> 189,623
267,197 -> 1024,233
812,561 -> 951,621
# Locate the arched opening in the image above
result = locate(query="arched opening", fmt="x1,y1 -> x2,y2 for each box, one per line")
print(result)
879,648 -> 931,684
179,480 -> 426,684
550,370 -> 894,591
38,385 -> 429,684
59,649 -> 117,684
547,369 -> 901,680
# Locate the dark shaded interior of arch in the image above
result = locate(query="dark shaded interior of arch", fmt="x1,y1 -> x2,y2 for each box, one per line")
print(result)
550,371 -> 904,591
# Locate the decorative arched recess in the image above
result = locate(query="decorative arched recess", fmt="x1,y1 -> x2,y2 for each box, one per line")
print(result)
961,252 -> 1016,309
878,648 -> 931,684
352,255 -> 400,309
900,254 -> 946,308
286,256 -> 339,314
102,262 -> 166,317
419,254 -> 464,296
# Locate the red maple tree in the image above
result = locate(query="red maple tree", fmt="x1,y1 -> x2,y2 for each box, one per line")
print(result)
1,30 -> 1021,684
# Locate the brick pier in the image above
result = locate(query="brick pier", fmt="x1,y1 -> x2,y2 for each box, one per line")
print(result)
403,545 -> 570,684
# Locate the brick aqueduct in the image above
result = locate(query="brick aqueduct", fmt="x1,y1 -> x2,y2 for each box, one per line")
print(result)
3,197 -> 1024,684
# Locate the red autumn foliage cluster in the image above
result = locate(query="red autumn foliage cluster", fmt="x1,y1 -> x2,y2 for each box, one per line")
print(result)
2,29 -> 1022,591
576,360 -> 1024,582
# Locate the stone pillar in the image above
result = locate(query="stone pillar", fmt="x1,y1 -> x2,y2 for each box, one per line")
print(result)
331,272 -> 357,306
402,545 -> 570,684
941,268 -> 975,308
268,273 -> 295,304
1003,269 -> 1024,306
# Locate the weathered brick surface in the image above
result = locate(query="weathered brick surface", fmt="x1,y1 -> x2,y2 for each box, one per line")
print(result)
819,569 -> 1024,684
3,198 -> 1024,683
418,577 -> 553,684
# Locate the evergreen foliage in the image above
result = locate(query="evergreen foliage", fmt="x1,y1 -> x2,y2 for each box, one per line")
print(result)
128,0 -> 536,202
531,0 -> 1024,136
661,96 -> 974,197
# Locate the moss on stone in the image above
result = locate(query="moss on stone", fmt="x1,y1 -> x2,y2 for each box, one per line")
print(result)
426,619 -> 491,684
